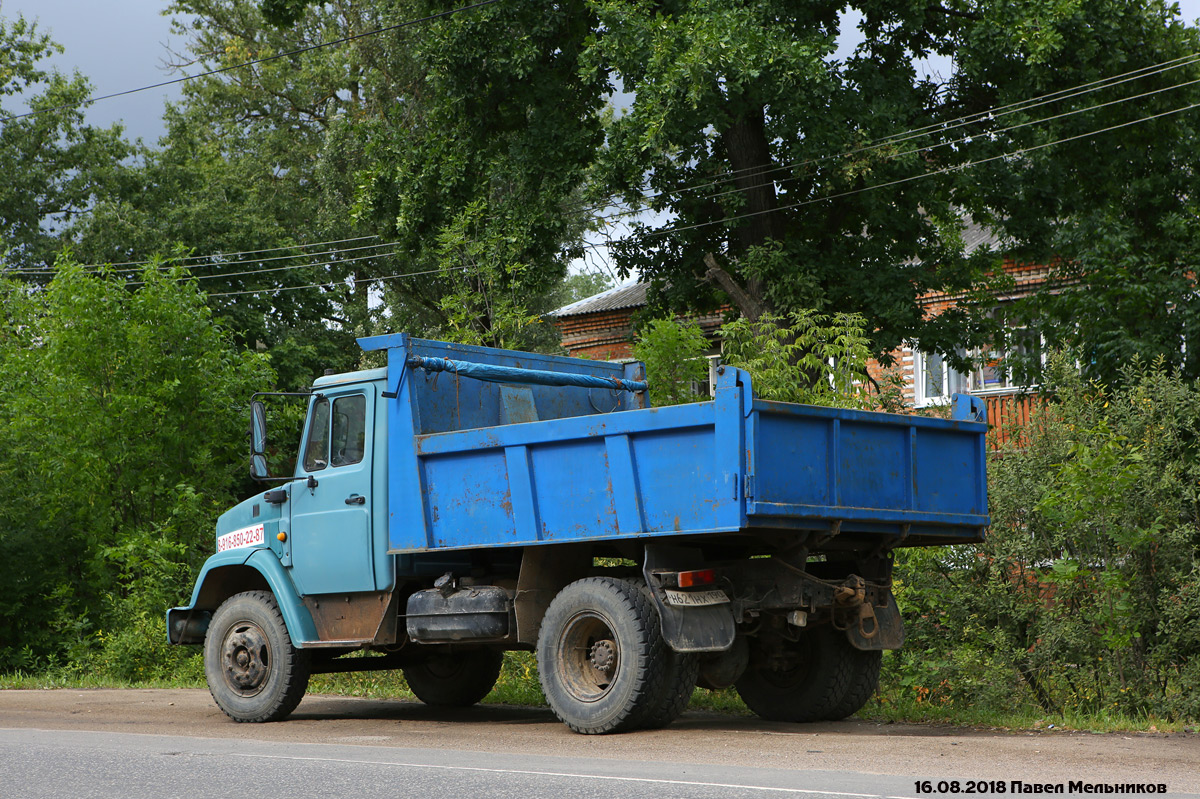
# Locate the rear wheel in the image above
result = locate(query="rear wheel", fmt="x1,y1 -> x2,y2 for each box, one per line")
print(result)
205,591 -> 310,723
637,647 -> 699,730
403,650 -> 504,707
538,577 -> 678,734
735,625 -> 880,722
634,584 -> 699,730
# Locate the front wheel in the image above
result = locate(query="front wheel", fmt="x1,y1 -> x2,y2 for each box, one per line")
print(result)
204,591 -> 310,723
735,626 -> 880,723
403,650 -> 504,707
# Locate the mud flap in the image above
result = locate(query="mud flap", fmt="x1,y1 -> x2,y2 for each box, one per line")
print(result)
845,591 -> 905,651
643,545 -> 736,653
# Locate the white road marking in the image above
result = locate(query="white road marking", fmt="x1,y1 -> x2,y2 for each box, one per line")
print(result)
225,751 -> 919,798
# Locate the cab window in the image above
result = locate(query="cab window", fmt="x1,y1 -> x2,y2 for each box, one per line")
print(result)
302,397 -> 331,471
330,395 -> 366,467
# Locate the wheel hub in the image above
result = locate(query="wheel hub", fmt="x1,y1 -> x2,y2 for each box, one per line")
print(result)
588,639 -> 616,673
222,623 -> 270,694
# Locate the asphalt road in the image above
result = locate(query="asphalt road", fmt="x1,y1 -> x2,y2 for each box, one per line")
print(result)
0,690 -> 1197,799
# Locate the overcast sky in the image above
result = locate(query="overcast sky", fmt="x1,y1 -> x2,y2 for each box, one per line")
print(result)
4,0 -> 1200,146
2,0 -> 183,143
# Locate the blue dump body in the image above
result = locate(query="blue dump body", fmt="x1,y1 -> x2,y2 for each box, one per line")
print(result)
361,333 -> 988,555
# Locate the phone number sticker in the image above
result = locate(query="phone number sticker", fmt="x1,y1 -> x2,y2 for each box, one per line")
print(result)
217,523 -> 265,552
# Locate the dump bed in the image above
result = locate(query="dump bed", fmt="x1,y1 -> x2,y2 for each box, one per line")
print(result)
359,334 -> 988,555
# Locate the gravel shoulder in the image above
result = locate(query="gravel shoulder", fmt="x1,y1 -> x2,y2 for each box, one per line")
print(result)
0,689 -> 1196,792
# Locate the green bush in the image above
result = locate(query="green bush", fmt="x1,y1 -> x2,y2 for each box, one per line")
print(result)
884,356 -> 1200,722
0,259 -> 273,674
720,310 -> 876,407
633,317 -> 709,406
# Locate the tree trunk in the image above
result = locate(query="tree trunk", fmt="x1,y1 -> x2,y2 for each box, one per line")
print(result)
716,101 -> 779,312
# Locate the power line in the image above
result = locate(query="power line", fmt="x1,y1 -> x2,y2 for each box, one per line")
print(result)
568,51 -> 1200,222
123,246 -> 409,286
9,83 -> 1194,290
587,68 -> 1200,227
79,234 -> 380,269
22,95 -> 1189,299
645,97 -> 1200,240
2,238 -> 404,278
206,265 -> 469,297
0,0 -> 506,125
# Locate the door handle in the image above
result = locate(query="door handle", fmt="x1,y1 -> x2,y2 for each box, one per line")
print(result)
345,494 -> 366,505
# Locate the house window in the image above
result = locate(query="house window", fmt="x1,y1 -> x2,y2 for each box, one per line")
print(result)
913,312 -> 1041,406
973,315 -> 1040,392
914,348 -> 971,406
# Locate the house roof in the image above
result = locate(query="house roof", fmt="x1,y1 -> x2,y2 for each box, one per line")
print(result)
552,220 -> 1002,318
962,218 -> 1002,254
551,281 -> 648,318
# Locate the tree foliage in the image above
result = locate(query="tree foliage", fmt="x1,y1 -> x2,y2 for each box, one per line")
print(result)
68,0 -> 600,360
633,318 -> 709,406
0,260 -> 272,673
721,310 -> 879,409
261,0 -> 1200,383
633,310 -> 903,410
589,0 -> 1200,386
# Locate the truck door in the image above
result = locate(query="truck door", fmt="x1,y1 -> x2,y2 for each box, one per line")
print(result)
288,387 -> 377,595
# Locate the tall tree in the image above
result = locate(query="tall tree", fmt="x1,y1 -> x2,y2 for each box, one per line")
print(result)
75,0 -> 598,363
586,0 -> 1200,378
0,17 -> 132,276
974,1 -> 1200,385
72,1 -> 392,384
255,0 -> 1200,376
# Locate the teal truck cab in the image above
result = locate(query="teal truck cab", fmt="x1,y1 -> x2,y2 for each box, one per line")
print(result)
168,333 -> 988,734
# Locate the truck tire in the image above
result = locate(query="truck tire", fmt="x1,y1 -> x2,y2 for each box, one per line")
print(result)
403,650 -> 503,707
735,626 -> 880,723
636,647 -> 700,730
634,585 -> 699,730
205,591 -> 310,723
821,640 -> 881,721
538,577 -> 676,734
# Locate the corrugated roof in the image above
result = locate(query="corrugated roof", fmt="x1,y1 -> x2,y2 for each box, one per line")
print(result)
962,218 -> 1003,254
553,219 -> 1002,318
551,281 -> 648,317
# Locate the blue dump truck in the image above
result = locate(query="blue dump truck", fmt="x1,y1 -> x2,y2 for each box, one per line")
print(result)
168,333 -> 988,734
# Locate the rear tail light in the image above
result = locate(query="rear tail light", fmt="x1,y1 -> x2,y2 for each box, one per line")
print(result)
677,568 -> 717,587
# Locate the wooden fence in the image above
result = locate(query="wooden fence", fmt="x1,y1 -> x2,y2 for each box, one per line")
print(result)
983,393 -> 1041,449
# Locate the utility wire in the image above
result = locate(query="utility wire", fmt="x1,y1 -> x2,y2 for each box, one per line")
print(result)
5,33 -> 1196,287
98,78 -> 1200,290
206,265 -> 469,297
55,96 -> 1195,300
3,238 -> 405,277
78,234 -> 380,269
567,51 -> 1200,222
122,246 -> 409,286
0,0 -> 506,125
646,97 -> 1200,239
586,69 -> 1200,226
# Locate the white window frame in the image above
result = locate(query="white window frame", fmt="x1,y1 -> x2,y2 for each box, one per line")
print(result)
913,325 -> 1044,407
913,348 -> 971,407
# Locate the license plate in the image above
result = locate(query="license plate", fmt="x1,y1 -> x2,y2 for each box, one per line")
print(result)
663,588 -> 729,607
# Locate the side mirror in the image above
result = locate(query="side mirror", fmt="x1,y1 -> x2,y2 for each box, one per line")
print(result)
250,453 -> 269,480
251,401 -> 268,455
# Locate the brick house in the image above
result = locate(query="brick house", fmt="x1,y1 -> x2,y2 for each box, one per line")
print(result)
552,247 -> 1043,444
